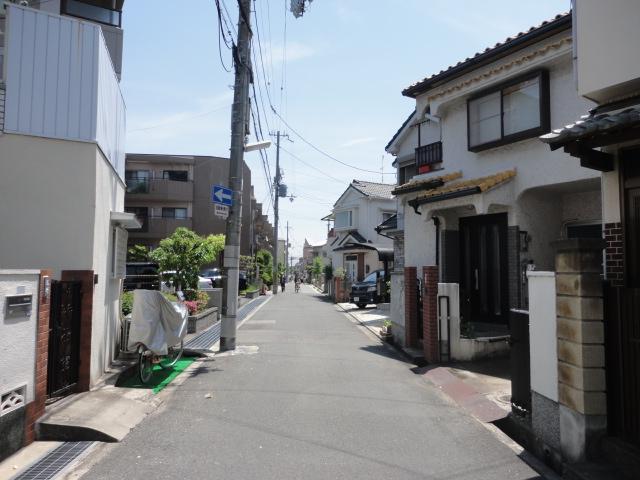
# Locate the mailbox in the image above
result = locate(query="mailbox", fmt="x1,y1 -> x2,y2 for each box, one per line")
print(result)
5,294 -> 33,319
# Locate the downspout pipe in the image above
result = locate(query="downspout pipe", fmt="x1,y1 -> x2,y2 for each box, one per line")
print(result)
432,216 -> 440,270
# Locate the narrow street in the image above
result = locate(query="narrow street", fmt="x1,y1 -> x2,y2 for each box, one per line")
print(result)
74,285 -> 539,480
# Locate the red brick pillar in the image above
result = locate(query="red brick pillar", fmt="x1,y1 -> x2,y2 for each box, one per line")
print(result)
423,266 -> 439,364
61,270 -> 94,392
404,267 -> 417,347
25,269 -> 52,445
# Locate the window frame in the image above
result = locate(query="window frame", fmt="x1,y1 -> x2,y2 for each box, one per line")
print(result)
334,210 -> 353,230
61,0 -> 123,28
466,70 -> 550,152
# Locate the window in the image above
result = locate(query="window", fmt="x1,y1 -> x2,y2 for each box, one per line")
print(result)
163,170 -> 189,182
62,0 -> 122,27
467,70 -> 549,151
125,170 -> 150,193
566,223 -> 602,239
162,208 -> 187,220
334,211 -> 352,229
399,163 -> 417,185
381,212 -> 394,222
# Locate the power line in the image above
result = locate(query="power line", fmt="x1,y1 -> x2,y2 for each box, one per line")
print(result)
271,107 -> 395,175
278,145 -> 344,184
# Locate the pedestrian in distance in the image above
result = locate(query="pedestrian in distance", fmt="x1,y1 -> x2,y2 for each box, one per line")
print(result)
280,274 -> 286,293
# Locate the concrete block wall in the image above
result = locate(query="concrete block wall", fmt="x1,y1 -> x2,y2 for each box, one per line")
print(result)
553,239 -> 607,463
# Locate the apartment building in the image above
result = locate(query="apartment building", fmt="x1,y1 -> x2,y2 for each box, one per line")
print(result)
125,153 -> 261,256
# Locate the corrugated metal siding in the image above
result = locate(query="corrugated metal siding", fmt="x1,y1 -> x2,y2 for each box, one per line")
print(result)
4,4 -> 124,179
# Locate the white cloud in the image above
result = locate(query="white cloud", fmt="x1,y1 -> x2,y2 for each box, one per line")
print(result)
340,137 -> 377,148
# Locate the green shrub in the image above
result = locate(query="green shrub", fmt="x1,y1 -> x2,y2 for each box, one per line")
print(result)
121,291 -> 133,316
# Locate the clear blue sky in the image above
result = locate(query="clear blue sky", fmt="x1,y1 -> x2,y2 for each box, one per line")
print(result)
121,0 -> 570,259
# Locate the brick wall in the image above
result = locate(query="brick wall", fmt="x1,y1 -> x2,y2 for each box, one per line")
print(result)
423,266 -> 439,364
404,267 -> 417,347
604,222 -> 624,287
24,269 -> 52,445
61,270 -> 94,392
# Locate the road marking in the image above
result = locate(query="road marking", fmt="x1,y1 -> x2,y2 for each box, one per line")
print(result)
237,295 -> 273,329
247,320 -> 276,325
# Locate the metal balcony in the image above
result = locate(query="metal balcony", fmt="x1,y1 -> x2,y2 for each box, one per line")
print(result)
415,141 -> 443,167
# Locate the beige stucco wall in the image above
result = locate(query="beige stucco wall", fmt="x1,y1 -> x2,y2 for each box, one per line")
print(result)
0,133 -> 126,386
0,134 -> 96,273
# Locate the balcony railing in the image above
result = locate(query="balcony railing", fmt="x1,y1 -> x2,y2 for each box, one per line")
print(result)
125,178 -> 194,202
415,141 -> 443,167
127,217 -> 192,239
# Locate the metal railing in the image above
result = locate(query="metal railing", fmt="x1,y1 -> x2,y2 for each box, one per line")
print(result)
415,141 -> 443,167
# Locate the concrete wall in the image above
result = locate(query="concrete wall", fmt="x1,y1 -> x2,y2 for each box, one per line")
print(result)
0,270 -> 40,404
528,271 -> 559,402
575,0 -> 640,103
0,134 -> 96,275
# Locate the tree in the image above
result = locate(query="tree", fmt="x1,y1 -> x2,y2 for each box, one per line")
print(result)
255,249 -> 273,286
127,244 -> 150,262
150,228 -> 225,290
240,255 -> 256,280
311,257 -> 323,281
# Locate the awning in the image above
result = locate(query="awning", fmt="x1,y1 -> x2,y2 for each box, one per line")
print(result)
111,211 -> 142,229
407,169 -> 516,214
540,105 -> 640,171
333,242 -> 394,262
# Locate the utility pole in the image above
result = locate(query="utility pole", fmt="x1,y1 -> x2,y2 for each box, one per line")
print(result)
220,0 -> 252,351
272,131 -> 281,294
286,221 -> 290,279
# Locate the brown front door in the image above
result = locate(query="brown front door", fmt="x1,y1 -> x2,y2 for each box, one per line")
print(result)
459,213 -> 509,326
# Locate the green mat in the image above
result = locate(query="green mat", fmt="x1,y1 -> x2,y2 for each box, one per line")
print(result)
117,357 -> 195,394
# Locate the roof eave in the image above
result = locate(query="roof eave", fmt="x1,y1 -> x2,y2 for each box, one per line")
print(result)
402,14 -> 571,99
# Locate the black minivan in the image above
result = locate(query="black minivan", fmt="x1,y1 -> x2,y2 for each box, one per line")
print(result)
349,269 -> 384,309
124,262 -> 160,291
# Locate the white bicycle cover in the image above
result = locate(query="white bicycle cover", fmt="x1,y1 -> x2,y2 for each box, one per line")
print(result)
128,290 -> 188,355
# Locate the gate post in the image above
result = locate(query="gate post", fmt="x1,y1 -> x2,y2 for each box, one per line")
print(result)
553,239 -> 606,463
423,266 -> 439,363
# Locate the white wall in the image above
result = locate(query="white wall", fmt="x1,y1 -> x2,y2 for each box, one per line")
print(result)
4,3 -> 125,179
527,271 -> 558,402
0,270 -> 40,404
575,0 -> 640,103
91,148 -> 126,383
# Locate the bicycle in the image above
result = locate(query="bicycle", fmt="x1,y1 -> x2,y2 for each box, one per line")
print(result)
137,340 -> 184,384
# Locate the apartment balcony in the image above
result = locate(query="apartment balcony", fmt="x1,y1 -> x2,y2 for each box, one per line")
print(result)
126,179 -> 194,202
0,3 -> 125,178
127,217 -> 192,240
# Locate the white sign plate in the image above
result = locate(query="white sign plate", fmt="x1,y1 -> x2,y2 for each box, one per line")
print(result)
214,204 -> 229,219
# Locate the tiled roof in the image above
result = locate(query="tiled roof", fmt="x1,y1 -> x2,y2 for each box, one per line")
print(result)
402,13 -> 571,98
392,171 -> 463,196
351,180 -> 396,199
540,106 -> 640,149
375,213 -> 397,232
409,170 -> 516,206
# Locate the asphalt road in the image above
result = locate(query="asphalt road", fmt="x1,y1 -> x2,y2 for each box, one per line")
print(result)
78,285 -> 541,480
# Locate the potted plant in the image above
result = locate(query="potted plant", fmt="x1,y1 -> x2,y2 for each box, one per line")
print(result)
380,319 -> 393,341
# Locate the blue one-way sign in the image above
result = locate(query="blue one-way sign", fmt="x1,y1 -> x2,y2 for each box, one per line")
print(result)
212,185 -> 233,206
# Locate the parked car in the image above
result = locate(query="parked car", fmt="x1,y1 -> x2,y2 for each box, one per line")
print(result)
201,268 -> 224,288
238,271 -> 248,291
124,262 -> 160,291
350,270 -> 384,309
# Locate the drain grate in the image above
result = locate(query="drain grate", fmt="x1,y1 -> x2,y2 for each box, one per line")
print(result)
184,296 -> 269,351
13,442 -> 93,480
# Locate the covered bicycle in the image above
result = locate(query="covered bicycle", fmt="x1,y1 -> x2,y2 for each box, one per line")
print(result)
127,290 -> 188,383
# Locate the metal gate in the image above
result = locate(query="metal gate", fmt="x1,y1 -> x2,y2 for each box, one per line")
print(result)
509,309 -> 531,415
605,285 -> 640,447
47,281 -> 82,398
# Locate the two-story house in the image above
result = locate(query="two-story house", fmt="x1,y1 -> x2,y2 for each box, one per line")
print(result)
323,180 -> 395,282
0,0 -> 135,415
386,13 -> 600,363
